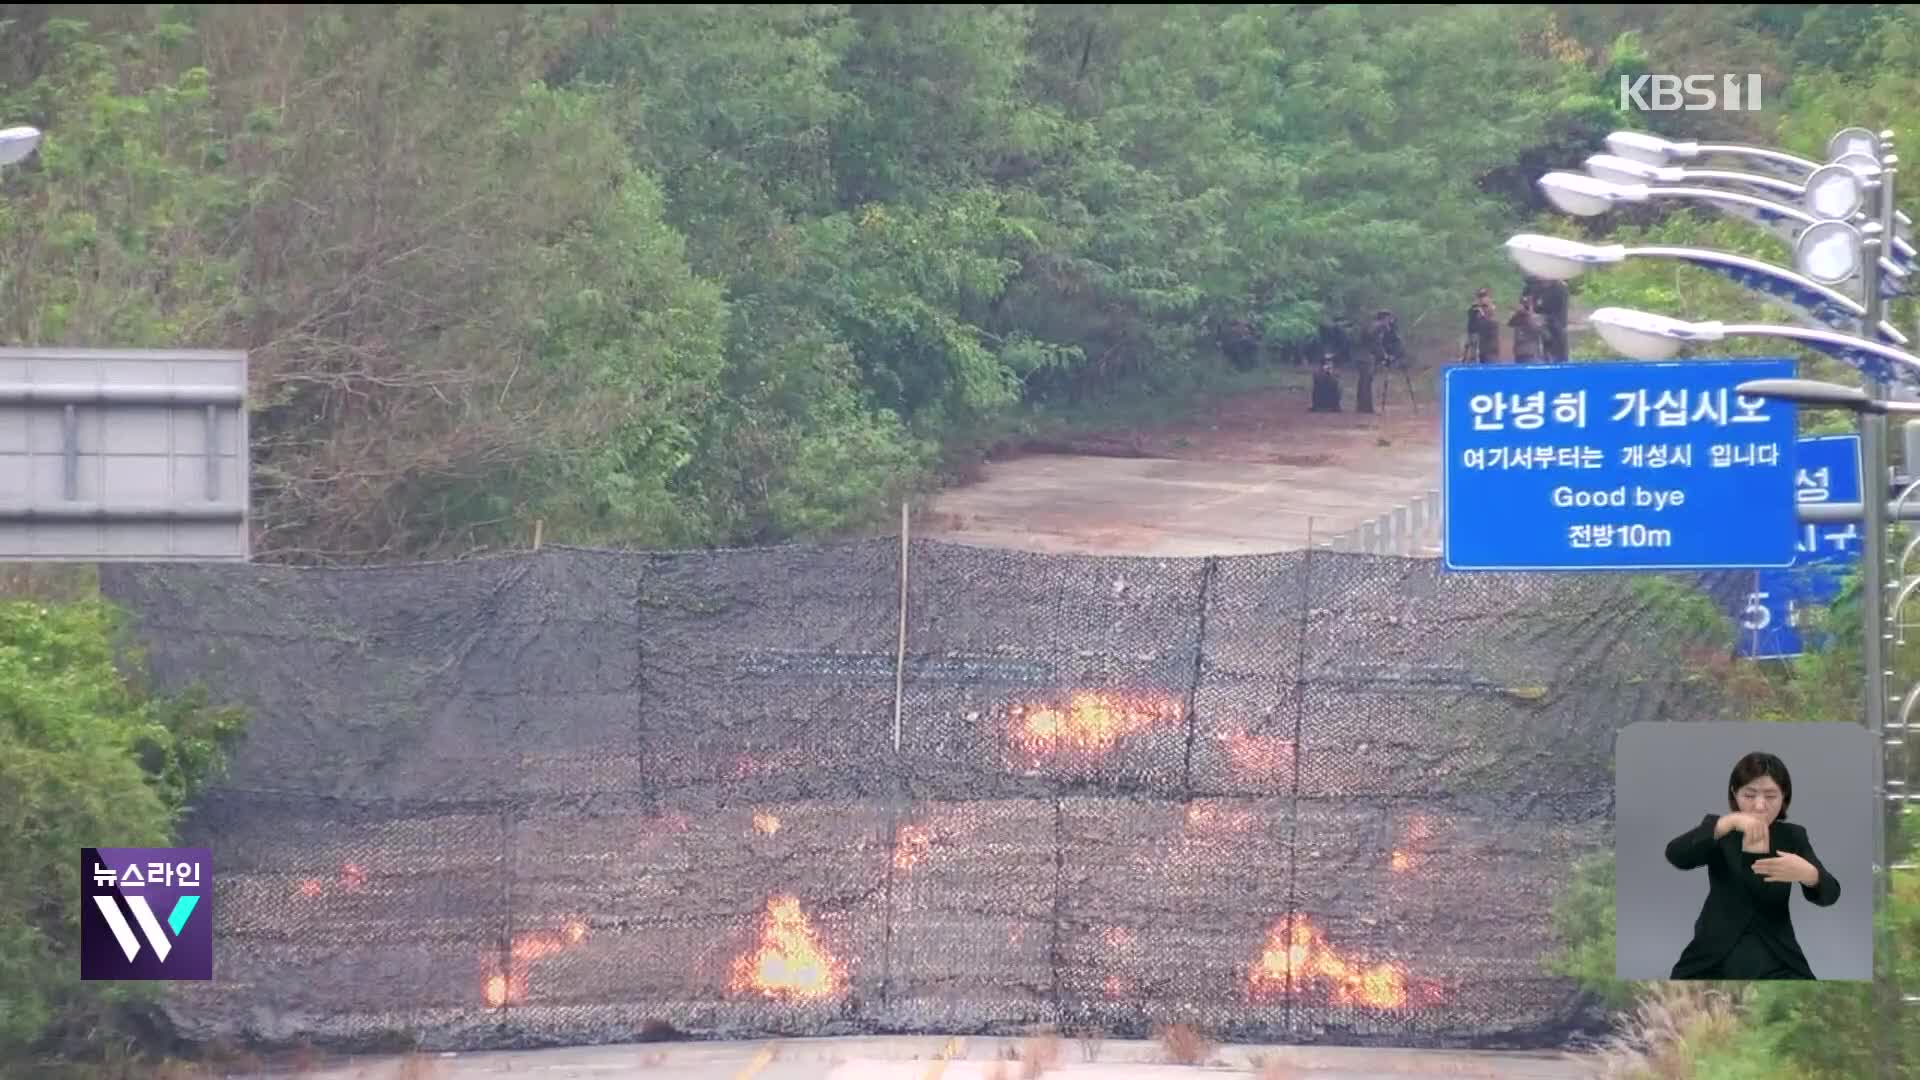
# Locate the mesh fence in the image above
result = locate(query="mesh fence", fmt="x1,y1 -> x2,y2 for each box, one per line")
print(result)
95,539 -> 1748,1053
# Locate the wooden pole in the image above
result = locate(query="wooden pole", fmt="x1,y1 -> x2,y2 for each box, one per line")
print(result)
894,501 -> 910,753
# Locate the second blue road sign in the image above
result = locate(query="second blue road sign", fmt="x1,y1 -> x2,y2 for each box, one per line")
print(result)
1736,433 -> 1864,659
1443,359 -> 1799,572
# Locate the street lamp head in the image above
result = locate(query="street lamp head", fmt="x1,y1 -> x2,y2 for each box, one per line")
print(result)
1804,163 -> 1867,219
1539,172 -> 1642,217
1588,307 -> 1725,360
1584,153 -> 1668,185
1834,150 -> 1883,177
1794,219 -> 1864,285
1504,234 -> 1625,280
1735,377 -> 1872,413
1829,127 -> 1881,162
0,125 -> 41,167
1605,130 -> 1694,166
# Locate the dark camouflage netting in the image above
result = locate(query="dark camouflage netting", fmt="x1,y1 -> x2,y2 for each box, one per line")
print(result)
95,540 -> 1749,1053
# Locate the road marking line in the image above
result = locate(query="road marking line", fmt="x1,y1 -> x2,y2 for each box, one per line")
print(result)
735,1042 -> 779,1080
923,1037 -> 964,1080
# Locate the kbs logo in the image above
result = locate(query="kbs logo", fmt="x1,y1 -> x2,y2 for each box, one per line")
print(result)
81,848 -> 212,981
1619,75 -> 1764,113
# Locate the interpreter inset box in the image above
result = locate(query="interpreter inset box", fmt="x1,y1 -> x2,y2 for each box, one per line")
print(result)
1441,358 -> 1798,571
1615,722 -> 1872,981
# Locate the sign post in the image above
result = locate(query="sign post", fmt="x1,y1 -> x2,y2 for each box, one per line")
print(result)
1442,359 -> 1799,571
1736,434 -> 1863,657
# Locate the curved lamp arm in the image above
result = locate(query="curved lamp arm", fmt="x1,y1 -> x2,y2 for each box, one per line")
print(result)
1628,245 -> 1907,345
1718,322 -> 1920,391
1533,179 -> 1912,307
1889,476 -> 1920,532
1653,189 -> 1913,285
1901,532 -> 1920,578
1900,682 -> 1920,729
1643,184 -> 1816,249
1608,131 -> 1915,238
1691,142 -> 1824,182
1894,573 -> 1920,645
1593,308 -> 1920,391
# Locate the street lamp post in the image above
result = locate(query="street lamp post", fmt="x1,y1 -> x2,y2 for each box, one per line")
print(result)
1557,127 -> 1917,1052
1591,304 -> 1916,1053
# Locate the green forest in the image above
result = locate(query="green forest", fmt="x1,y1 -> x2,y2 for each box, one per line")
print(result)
3,3 -> 1913,563
5,4 -> 1920,1077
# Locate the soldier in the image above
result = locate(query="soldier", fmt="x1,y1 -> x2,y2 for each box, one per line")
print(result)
1321,317 -> 1354,368
1370,309 -> 1404,369
1359,309 -> 1402,414
1509,295 -> 1543,363
1310,358 -> 1343,412
1525,276 -> 1571,361
1463,288 -> 1500,363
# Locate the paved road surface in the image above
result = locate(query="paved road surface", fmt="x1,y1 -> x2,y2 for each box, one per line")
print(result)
271,1035 -> 1598,1080
923,454 -> 1436,556
922,380 -> 1441,557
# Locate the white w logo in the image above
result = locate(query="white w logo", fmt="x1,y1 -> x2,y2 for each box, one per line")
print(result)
92,895 -> 184,962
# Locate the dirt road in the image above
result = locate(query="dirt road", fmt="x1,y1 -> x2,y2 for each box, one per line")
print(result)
923,369 -> 1441,556
271,1034 -> 1600,1080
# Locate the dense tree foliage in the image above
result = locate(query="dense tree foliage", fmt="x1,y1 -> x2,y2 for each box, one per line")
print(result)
0,2 -> 1608,561
0,588 -> 247,1060
5,5 -> 1916,563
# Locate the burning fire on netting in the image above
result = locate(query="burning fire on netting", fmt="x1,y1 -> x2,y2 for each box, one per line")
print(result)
727,894 -> 849,1003
1246,915 -> 1448,1010
1003,691 -> 1184,763
482,918 -> 591,1008
293,860 -> 370,900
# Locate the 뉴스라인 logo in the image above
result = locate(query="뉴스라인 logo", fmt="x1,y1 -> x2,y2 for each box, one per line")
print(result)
81,847 -> 212,981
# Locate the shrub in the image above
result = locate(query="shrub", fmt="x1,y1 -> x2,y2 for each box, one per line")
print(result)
0,598 -> 248,1063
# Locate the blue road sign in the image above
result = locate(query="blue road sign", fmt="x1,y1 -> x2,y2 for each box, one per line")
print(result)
1442,359 -> 1799,571
1736,434 -> 1863,658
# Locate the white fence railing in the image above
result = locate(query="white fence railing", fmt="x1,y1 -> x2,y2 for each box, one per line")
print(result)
1316,488 -> 1443,558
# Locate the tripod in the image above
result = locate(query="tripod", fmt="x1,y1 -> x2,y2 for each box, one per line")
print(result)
1376,355 -> 1420,413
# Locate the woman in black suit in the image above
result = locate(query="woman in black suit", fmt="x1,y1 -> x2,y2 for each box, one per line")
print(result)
1665,751 -> 1841,979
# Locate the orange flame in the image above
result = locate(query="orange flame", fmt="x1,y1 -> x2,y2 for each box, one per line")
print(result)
340,863 -> 367,892
297,878 -> 323,899
1221,730 -> 1295,777
482,919 -> 591,1007
895,825 -> 933,871
1008,692 -> 1183,758
753,812 -> 781,836
1185,804 -> 1257,833
728,895 -> 847,1002
1247,916 -> 1409,1009
1390,851 -> 1413,872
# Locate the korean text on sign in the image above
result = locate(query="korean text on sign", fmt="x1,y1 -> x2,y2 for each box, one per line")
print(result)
1442,359 -> 1797,572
